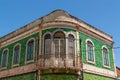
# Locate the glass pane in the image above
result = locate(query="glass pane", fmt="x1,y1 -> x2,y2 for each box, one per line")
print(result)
68,34 -> 75,55
45,39 -> 51,58
60,39 -> 65,58
13,45 -> 20,64
87,41 -> 94,61
54,40 -> 59,58
27,40 -> 34,61
103,48 -> 109,66
44,34 -> 51,58
2,50 -> 8,67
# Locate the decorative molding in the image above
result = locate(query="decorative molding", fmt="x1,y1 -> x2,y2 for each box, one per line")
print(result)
1,27 -> 39,47
0,64 -> 36,78
42,22 -> 113,45
112,48 -> 117,77
76,32 -> 79,56
0,10 -> 113,47
83,64 -> 116,78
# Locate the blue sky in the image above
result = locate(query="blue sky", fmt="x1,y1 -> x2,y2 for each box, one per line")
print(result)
0,0 -> 120,67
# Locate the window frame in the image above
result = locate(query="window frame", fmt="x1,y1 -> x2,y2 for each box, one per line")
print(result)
53,30 -> 66,59
42,30 -> 77,61
25,38 -> 35,64
12,43 -> 21,67
68,33 -> 75,56
102,46 -> 110,68
86,39 -> 95,64
1,48 -> 9,69
43,33 -> 52,59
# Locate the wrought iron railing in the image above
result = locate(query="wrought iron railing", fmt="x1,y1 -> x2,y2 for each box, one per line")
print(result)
37,54 -> 81,70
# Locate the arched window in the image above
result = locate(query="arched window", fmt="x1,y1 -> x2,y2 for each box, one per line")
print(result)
2,49 -> 8,68
54,31 -> 65,58
87,40 -> 94,62
44,34 -> 51,58
13,44 -> 20,65
27,39 -> 35,61
68,34 -> 75,55
103,47 -> 109,66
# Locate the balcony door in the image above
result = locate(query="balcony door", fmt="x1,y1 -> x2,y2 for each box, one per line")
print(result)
54,31 -> 65,59
54,39 -> 65,59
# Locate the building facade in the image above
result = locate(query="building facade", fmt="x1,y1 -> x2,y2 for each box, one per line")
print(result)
0,10 -> 117,80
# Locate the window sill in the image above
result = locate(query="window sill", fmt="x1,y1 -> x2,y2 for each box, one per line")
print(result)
25,59 -> 34,64
87,60 -> 95,65
103,64 -> 110,69
12,64 -> 20,68
0,67 -> 7,70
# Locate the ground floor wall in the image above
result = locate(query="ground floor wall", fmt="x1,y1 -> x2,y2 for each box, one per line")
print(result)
0,72 -> 78,80
0,72 -> 115,80
40,74 -> 78,80
83,72 -> 114,80
0,72 -> 36,80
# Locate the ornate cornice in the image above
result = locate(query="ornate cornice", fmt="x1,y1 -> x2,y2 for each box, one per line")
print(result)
0,10 -> 113,46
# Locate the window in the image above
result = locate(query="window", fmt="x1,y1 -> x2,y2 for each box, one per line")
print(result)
13,45 -> 20,65
68,34 -> 75,55
103,47 -> 109,66
44,34 -> 51,58
54,31 -> 65,58
87,40 -> 94,62
26,39 -> 35,61
1,49 -> 8,68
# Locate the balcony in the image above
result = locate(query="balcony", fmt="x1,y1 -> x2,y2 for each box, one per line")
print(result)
37,54 -> 81,72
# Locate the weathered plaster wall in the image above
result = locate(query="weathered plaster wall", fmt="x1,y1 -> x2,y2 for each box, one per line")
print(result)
42,27 -> 76,36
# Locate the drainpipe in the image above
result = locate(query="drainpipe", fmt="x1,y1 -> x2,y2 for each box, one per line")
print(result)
37,24 -> 42,80
79,38 -> 83,80
35,37 -> 39,80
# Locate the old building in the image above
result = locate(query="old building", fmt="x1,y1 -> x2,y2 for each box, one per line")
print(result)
0,10 -> 117,80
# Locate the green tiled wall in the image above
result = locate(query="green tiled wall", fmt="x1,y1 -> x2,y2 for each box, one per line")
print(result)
42,27 -> 115,71
0,32 -> 39,70
80,32 -> 114,71
1,72 -> 36,80
84,72 -> 114,80
0,27 -> 115,80
41,74 -> 78,80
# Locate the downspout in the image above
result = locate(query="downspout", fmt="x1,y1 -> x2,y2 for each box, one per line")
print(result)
36,24 -> 43,80
36,36 -> 39,80
79,38 -> 83,80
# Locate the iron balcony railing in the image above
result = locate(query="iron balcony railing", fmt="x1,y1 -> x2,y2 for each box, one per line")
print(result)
37,54 -> 81,70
